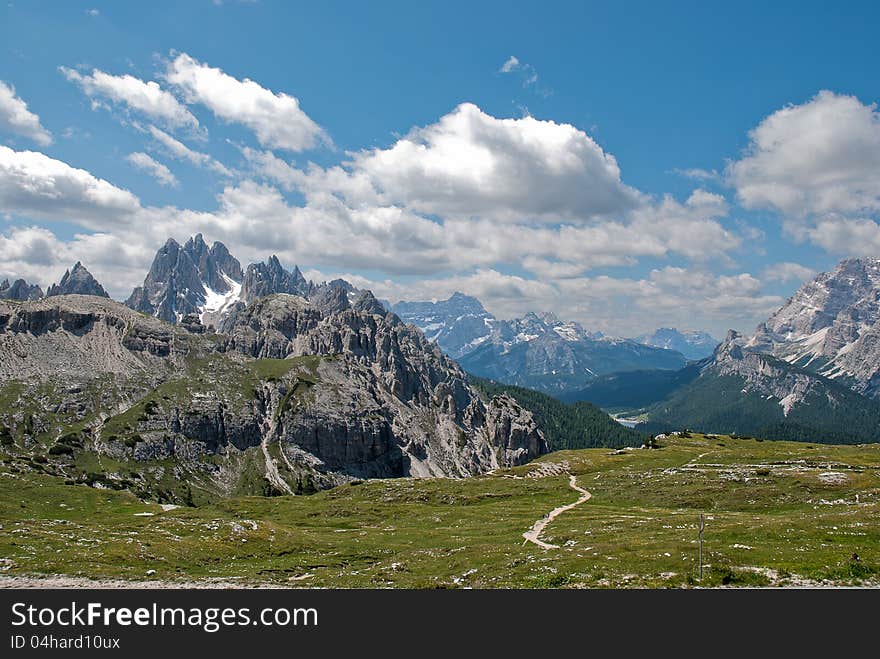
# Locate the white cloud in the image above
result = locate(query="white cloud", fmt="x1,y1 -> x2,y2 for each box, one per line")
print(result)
0,145 -> 141,229
86,8 -> 99,17
347,102 -> 641,222
729,90 -> 880,218
674,167 -> 719,181
126,152 -> 178,187
762,261 -> 816,284
144,124 -> 232,176
499,56 -> 520,74
627,190 -> 737,261
60,66 -> 199,130
0,81 -> 52,146
165,53 -> 327,152
239,106 -> 737,270
805,216 -> 880,256
498,55 -> 544,92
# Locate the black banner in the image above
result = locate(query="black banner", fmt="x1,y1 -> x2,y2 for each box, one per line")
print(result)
0,588 -> 875,654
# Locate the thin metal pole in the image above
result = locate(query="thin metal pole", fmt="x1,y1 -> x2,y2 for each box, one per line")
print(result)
699,513 -> 704,581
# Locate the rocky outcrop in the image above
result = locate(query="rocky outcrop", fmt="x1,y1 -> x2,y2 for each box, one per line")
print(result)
310,282 -> 352,315
45,263 -> 109,298
483,394 -> 547,464
712,330 -> 820,415
240,256 -> 311,304
0,278 -> 43,301
0,295 -> 191,380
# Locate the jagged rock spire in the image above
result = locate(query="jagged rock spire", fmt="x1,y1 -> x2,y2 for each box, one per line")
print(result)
46,262 -> 109,298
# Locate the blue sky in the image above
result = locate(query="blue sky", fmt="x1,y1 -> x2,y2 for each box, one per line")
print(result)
1,0 -> 879,337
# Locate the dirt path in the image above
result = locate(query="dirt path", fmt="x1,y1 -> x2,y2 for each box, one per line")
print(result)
522,474 -> 592,550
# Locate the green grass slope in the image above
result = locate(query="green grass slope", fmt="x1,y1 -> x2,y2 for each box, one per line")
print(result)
1,433 -> 878,588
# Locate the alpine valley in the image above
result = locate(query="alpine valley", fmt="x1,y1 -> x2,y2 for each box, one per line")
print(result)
1,238 -> 879,589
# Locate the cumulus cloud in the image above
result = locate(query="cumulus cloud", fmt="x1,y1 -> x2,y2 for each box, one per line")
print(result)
347,102 -> 641,221
729,90 -> 880,219
0,145 -> 141,229
236,106 -> 740,276
144,124 -> 232,176
126,152 -> 178,187
165,53 -> 328,152
0,81 -> 53,146
60,66 -> 199,130
762,261 -> 816,284
806,216 -> 880,256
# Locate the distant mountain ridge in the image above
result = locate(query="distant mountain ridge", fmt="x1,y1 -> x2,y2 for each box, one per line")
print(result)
635,327 -> 719,360
393,293 -> 687,394
0,278 -> 43,301
392,292 -> 498,359
46,262 -> 109,298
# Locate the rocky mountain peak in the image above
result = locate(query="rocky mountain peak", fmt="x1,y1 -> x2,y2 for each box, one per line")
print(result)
240,254 -> 311,304
391,292 -> 498,359
311,282 -> 351,315
713,329 -> 744,363
46,262 -> 109,298
745,256 -> 880,399
126,235 -> 243,324
636,327 -> 719,360
0,277 -> 43,301
352,290 -> 386,315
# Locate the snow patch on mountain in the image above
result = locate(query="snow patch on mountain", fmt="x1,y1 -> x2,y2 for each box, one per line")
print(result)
200,274 -> 242,324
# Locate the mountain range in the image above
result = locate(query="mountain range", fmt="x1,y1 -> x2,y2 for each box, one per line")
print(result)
0,298 -> 546,502
2,238 -> 878,449
0,277 -> 43,301
4,252 -> 716,400
392,293 -> 700,393
635,327 -> 719,360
